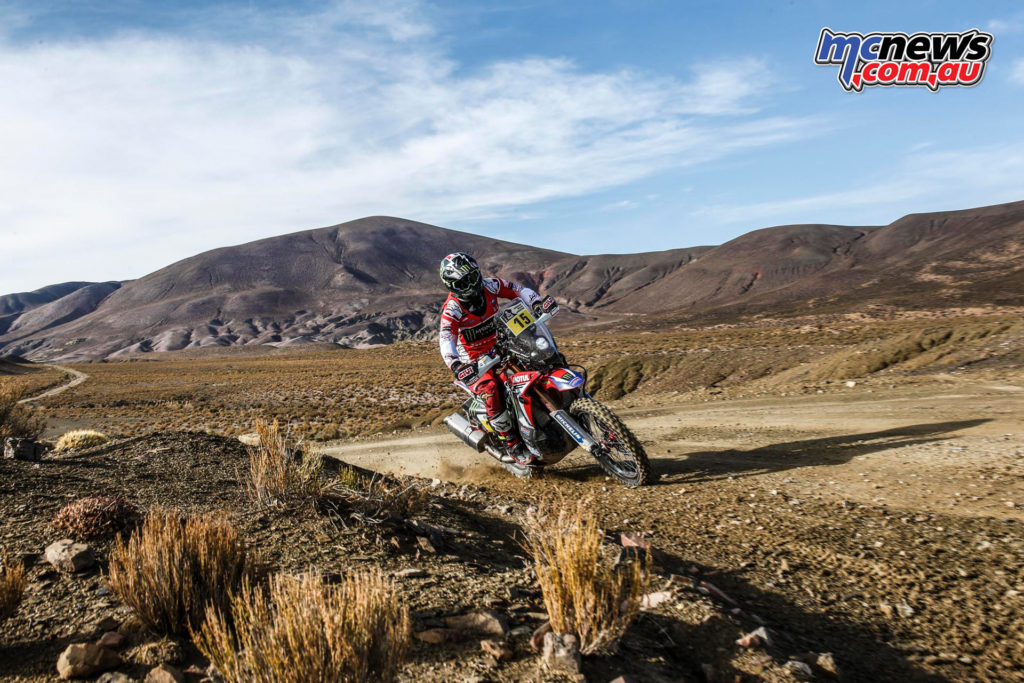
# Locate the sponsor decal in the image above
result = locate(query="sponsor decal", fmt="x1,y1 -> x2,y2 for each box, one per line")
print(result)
461,317 -> 496,343
814,28 -> 992,92
552,411 -> 586,445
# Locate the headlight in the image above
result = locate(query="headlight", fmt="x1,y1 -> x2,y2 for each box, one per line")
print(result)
535,336 -> 549,351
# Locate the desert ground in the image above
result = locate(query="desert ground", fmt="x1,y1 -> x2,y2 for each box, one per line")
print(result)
2,309 -> 1023,681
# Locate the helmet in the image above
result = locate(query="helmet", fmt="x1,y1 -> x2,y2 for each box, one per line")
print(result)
440,252 -> 484,301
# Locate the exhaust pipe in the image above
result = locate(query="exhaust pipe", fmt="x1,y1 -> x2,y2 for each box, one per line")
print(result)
444,413 -> 488,453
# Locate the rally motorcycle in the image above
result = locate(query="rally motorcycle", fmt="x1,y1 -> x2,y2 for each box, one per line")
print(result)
443,297 -> 652,486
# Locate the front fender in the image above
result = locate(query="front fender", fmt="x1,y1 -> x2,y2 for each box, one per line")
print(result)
539,368 -> 585,392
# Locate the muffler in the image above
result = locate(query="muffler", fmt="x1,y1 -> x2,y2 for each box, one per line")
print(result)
444,413 -> 488,453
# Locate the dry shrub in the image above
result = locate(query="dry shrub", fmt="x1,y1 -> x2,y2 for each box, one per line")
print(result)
0,549 -> 26,624
53,429 -> 109,452
52,496 -> 141,541
524,496 -> 649,655
195,569 -> 410,683
318,468 -> 427,524
0,385 -> 45,441
247,420 -> 323,507
109,508 -> 253,635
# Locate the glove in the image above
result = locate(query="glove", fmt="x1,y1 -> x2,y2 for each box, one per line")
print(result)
451,360 -> 478,384
533,296 -> 558,316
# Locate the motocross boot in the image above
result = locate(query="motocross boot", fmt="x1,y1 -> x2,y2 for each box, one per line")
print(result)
490,410 -> 534,465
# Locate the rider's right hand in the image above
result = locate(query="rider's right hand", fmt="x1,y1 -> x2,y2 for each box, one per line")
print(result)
452,360 -> 478,385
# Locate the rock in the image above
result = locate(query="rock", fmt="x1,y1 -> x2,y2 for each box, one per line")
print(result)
96,616 -> 120,632
541,632 -> 581,674
896,602 -> 915,618
444,609 -> 509,637
45,539 -> 96,573
97,586 -> 112,597
784,659 -> 813,678
56,643 -> 120,679
530,621 -> 552,652
128,640 -> 184,667
415,628 -> 459,644
736,626 -> 771,648
96,674 -> 133,683
480,639 -> 513,661
416,536 -> 439,554
816,652 -> 838,675
97,632 -> 127,650
845,381 -> 857,388
145,664 -> 185,683
609,677 -> 639,683
639,590 -> 673,610
4,437 -> 46,461
394,568 -> 427,579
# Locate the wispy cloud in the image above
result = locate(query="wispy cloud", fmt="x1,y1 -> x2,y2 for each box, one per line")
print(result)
692,143 -> 1024,228
1012,59 -> 1024,85
0,1 -> 809,293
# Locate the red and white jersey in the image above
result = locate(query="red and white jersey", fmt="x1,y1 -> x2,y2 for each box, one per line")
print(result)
439,277 -> 540,368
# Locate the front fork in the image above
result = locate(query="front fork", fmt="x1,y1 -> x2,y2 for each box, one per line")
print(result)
530,387 -> 600,453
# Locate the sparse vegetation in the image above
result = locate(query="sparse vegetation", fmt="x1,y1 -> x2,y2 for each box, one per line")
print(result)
0,385 -> 45,441
53,429 -> 109,452
524,496 -> 649,655
0,549 -> 26,624
109,508 -> 253,635
51,496 -> 141,541
194,569 -> 410,683
247,419 -> 325,507
318,467 -> 428,524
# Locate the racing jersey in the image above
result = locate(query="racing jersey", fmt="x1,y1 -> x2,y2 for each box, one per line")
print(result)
438,277 -> 540,368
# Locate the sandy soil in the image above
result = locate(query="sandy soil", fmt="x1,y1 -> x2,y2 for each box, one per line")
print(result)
321,377 -> 1024,680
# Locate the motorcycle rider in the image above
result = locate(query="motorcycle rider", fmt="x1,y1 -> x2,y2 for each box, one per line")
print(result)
438,252 -> 542,464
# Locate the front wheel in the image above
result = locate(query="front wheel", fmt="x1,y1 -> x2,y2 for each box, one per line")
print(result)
568,398 -> 652,487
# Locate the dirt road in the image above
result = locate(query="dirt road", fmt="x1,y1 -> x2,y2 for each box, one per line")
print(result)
17,364 -> 88,404
325,379 -> 1024,680
324,379 -> 1024,519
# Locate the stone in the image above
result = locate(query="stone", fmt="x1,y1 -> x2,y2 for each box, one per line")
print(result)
417,536 -> 438,554
415,628 -> 459,644
784,659 -> 814,678
480,639 -> 513,661
97,631 -> 127,650
394,568 -> 427,579
541,632 -> 581,674
530,621 -> 552,652
4,437 -> 46,461
56,643 -> 120,679
444,609 -> 509,637
816,652 -> 838,675
736,626 -> 772,648
845,381 -> 857,388
129,640 -> 184,667
145,664 -> 185,683
45,539 -> 96,573
96,674 -> 133,683
639,590 -> 673,610
96,616 -> 120,632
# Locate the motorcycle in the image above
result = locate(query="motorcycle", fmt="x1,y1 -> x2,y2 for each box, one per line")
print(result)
443,297 -> 652,486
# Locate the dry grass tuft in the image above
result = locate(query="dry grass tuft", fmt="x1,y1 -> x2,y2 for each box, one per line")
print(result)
524,496 -> 649,655
0,549 -> 26,624
52,496 -> 141,541
247,419 -> 324,507
109,508 -> 253,635
0,385 -> 45,441
53,429 -> 109,452
317,468 -> 428,525
195,569 -> 410,683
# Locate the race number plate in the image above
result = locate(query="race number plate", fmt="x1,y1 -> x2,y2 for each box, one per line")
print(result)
499,300 -> 535,336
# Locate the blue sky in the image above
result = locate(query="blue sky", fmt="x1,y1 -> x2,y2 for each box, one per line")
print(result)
2,0 -> 1023,293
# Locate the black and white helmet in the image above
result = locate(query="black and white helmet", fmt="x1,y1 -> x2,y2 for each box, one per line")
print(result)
440,252 -> 484,301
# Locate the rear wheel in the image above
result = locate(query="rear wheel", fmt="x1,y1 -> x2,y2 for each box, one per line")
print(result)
568,398 -> 651,487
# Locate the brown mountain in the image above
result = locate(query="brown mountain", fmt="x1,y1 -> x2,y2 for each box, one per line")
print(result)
1,201 -> 1022,361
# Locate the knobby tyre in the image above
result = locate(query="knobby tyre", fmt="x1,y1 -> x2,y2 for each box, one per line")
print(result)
568,397 -> 651,487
